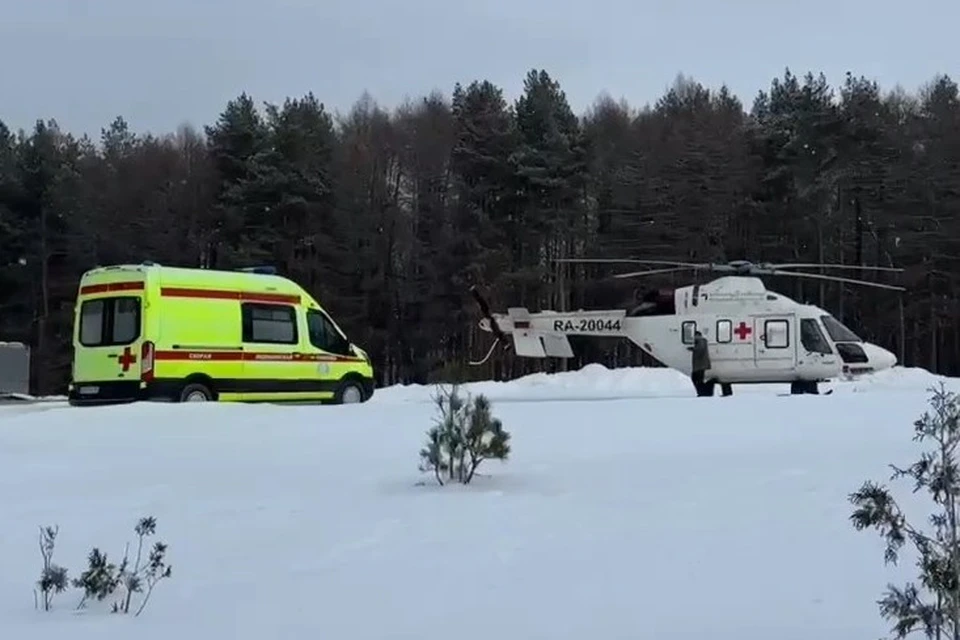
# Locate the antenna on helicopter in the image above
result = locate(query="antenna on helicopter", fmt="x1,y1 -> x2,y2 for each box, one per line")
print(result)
552,258 -> 907,292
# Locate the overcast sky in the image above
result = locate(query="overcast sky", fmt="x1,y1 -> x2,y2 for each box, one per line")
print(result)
0,0 -> 955,138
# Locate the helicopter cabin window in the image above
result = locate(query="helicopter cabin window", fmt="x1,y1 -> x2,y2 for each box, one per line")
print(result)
764,319 -> 790,349
800,318 -> 833,355
628,289 -> 677,317
681,320 -> 696,344
716,319 -> 732,343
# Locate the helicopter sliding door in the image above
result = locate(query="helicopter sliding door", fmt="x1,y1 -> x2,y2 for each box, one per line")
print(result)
753,314 -> 798,371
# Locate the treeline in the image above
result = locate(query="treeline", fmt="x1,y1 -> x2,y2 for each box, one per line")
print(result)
1,68 -> 959,395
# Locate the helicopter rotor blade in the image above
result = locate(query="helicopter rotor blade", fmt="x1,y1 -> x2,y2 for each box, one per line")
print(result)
773,263 -> 904,273
610,267 -> 698,279
555,258 -> 707,268
767,269 -> 906,291
469,285 -> 493,318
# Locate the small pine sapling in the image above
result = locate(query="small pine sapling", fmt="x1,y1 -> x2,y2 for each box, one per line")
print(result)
419,422 -> 449,485
35,525 -> 69,611
72,548 -> 121,610
418,384 -> 511,485
463,394 -> 510,483
850,382 -> 960,639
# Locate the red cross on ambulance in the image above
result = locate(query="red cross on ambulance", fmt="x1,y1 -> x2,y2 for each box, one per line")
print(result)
117,346 -> 137,372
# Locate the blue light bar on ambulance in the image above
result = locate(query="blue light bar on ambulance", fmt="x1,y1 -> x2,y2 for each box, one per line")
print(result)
237,266 -> 278,275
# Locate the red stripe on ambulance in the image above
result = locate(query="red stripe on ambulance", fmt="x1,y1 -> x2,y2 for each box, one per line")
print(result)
80,281 -> 145,295
153,350 -> 363,362
160,287 -> 300,304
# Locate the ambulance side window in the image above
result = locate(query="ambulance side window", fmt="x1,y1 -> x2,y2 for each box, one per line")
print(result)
681,321 -> 696,344
241,303 -> 297,344
307,310 -> 351,355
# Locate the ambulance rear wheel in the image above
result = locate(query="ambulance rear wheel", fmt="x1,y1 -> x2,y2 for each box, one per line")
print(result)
180,382 -> 214,402
334,379 -> 365,404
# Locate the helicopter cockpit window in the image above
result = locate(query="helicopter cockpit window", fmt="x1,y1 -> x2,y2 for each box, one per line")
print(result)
681,320 -> 696,344
820,315 -> 861,343
836,342 -> 869,363
800,318 -> 833,355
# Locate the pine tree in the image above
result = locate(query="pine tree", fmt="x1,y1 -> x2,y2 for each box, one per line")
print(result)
446,80 -> 519,377
14,119 -> 86,392
0,119 -> 29,340
850,383 -> 960,639
204,93 -> 270,267
245,93 -> 343,291
510,70 -> 589,374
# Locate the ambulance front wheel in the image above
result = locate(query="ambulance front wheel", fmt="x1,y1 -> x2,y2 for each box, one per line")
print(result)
334,379 -> 366,404
180,382 -> 214,402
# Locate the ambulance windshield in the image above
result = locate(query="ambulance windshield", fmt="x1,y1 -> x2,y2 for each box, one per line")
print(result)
820,315 -> 861,343
307,309 -> 351,355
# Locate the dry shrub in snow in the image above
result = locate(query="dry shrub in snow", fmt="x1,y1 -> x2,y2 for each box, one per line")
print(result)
34,516 -> 172,616
35,525 -> 68,611
419,383 -> 510,485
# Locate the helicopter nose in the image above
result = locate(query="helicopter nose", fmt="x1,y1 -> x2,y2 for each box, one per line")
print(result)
863,342 -> 897,371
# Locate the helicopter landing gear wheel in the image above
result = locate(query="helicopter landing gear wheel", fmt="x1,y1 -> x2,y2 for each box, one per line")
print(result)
790,380 -> 819,395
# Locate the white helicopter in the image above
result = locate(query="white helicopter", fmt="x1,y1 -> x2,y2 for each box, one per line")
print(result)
469,259 -> 905,396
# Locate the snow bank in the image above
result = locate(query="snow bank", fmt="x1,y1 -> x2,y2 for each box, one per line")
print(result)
374,363 -> 956,404
833,365 -> 955,393
376,363 -> 695,404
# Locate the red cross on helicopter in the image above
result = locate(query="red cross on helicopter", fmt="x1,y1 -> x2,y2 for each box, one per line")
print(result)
733,321 -> 752,341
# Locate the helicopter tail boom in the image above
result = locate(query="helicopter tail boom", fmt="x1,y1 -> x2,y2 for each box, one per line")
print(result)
468,286 -> 635,365
478,307 -> 629,359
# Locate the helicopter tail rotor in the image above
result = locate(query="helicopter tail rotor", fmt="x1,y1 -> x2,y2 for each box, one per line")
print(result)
468,286 -> 511,366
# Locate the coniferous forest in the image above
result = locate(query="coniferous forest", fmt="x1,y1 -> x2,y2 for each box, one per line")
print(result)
1,68 -> 959,396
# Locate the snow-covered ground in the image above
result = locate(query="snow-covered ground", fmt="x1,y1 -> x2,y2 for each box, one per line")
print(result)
0,364 -> 952,639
